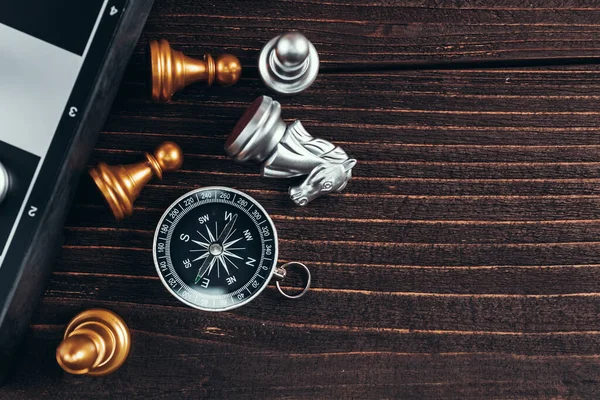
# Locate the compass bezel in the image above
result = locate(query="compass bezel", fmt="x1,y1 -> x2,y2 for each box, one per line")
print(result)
152,186 -> 279,312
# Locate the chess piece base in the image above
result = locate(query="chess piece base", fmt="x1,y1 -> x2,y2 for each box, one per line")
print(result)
226,96 -> 286,163
89,162 -> 133,221
89,142 -> 184,221
58,309 -> 130,376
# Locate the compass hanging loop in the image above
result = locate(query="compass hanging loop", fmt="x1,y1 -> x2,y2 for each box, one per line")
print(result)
275,262 -> 311,299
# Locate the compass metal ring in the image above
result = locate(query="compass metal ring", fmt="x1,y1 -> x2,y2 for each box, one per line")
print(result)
275,262 -> 311,299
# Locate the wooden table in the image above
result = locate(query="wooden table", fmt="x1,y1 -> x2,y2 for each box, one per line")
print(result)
4,1 -> 600,398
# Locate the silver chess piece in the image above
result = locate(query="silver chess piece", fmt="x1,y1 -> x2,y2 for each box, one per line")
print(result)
0,162 -> 8,204
225,96 -> 356,206
258,32 -> 320,95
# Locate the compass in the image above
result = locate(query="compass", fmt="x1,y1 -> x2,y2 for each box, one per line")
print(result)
153,186 -> 297,311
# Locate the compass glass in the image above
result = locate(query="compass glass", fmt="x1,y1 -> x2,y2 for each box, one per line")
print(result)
153,187 -> 278,311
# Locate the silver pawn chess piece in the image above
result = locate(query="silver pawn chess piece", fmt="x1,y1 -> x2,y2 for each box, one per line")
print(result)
225,96 -> 356,206
0,162 -> 8,204
258,32 -> 320,95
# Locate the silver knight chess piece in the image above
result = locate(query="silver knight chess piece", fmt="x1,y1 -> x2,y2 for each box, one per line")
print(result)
259,31 -> 320,94
225,96 -> 356,206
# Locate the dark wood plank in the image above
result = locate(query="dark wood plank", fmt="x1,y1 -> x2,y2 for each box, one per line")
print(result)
7,324 -> 600,399
4,0 -> 600,399
141,0 -> 600,68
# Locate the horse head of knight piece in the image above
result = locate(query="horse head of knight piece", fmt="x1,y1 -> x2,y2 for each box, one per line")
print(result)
225,96 -> 357,206
288,158 -> 356,206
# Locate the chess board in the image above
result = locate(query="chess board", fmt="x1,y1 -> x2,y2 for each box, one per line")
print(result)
0,0 -> 154,380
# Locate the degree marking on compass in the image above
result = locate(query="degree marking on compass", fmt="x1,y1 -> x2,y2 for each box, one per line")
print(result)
246,287 -> 252,294
231,193 -> 236,203
165,219 -> 173,224
179,203 -> 185,211
258,220 -> 266,225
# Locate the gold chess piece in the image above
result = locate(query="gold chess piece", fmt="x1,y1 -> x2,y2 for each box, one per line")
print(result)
89,141 -> 184,221
148,38 -> 242,102
56,309 -> 131,376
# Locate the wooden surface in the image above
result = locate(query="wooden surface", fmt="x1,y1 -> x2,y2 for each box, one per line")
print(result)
5,0 -> 600,398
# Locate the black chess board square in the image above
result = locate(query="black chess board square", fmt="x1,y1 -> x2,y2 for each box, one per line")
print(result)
0,0 -> 105,55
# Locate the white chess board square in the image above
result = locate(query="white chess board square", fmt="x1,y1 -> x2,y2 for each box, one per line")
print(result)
0,23 -> 82,157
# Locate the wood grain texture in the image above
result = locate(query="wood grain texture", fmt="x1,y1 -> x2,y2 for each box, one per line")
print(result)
4,0 -> 600,399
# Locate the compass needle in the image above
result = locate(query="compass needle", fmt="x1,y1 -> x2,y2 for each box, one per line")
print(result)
195,253 -> 215,283
206,257 -> 217,276
217,214 -> 238,243
224,229 -> 236,243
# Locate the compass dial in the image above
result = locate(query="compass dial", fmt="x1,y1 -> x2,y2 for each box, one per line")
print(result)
153,187 -> 278,311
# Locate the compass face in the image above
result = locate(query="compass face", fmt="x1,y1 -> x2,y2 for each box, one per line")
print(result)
153,187 -> 278,311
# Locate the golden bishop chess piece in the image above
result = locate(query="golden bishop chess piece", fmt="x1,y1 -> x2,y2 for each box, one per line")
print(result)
56,309 -> 131,376
89,141 -> 184,221
148,38 -> 242,102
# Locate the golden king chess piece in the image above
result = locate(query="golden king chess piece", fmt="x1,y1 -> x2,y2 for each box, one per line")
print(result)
148,38 -> 242,102
89,141 -> 184,221
56,309 -> 131,376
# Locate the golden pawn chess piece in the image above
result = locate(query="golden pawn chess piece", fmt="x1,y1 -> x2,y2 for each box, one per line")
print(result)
148,38 -> 242,102
89,141 -> 184,221
56,309 -> 131,376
